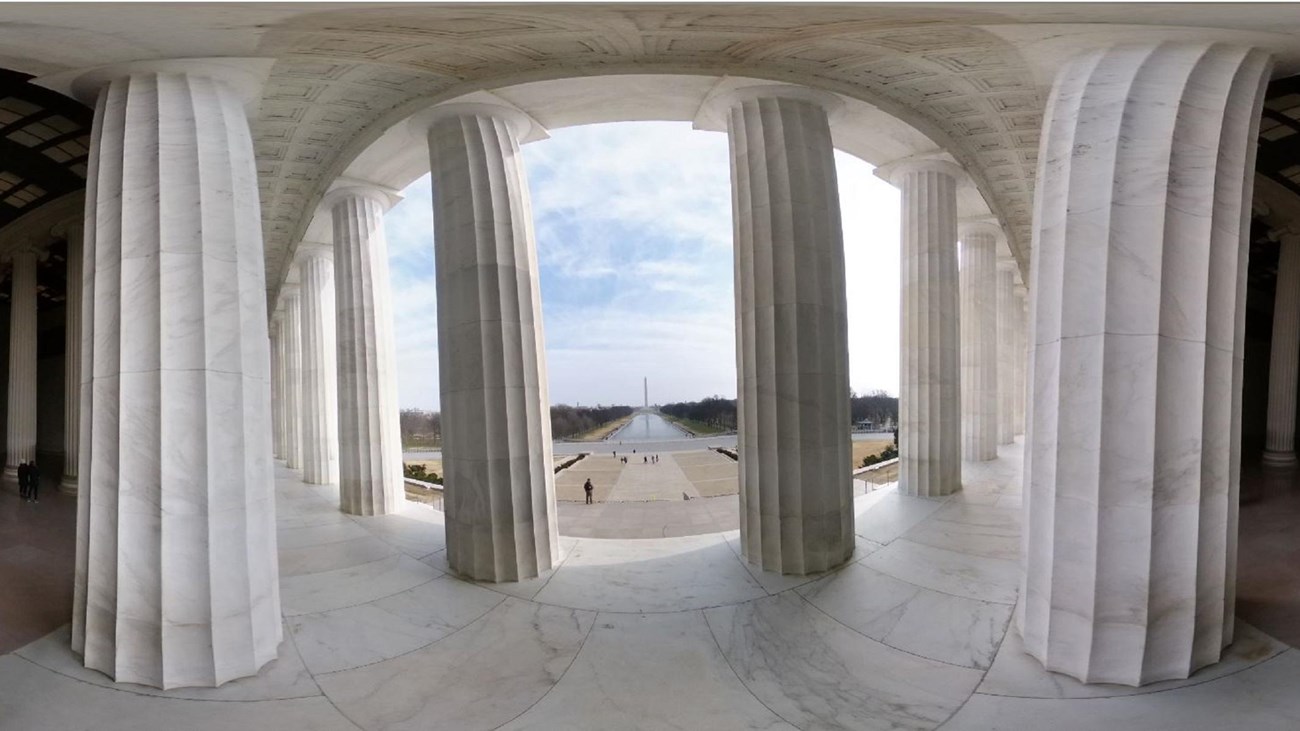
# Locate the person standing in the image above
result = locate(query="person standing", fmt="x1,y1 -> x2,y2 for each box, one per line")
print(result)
27,461 -> 40,503
583,478 -> 594,505
16,462 -> 27,500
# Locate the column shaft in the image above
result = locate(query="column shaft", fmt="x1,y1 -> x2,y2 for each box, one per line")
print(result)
1013,284 -> 1028,437
331,192 -> 404,516
61,225 -> 83,493
1264,237 -> 1300,464
728,92 -> 854,575
298,252 -> 339,484
281,289 -> 303,470
5,250 -> 38,488
996,262 -> 1017,445
1020,42 -> 1271,686
886,161 -> 963,497
72,68 -> 280,689
426,106 -> 558,581
270,316 -> 284,460
959,224 -> 998,461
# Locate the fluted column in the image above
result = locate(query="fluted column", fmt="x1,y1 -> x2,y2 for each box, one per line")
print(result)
717,87 -> 855,575
60,222 -> 84,494
281,285 -> 303,470
1013,282 -> 1028,437
297,244 -> 339,485
1264,234 -> 1300,465
325,187 -> 404,516
70,61 -> 281,689
270,313 -> 284,460
4,248 -> 38,490
959,222 -> 999,462
417,102 -> 558,582
878,159 -> 964,497
1019,42 -> 1270,686
996,259 -> 1017,446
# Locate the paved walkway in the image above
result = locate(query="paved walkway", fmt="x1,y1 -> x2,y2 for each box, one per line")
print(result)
5,442 -> 1300,730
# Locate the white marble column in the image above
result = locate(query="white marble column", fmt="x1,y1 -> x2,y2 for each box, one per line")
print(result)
297,244 -> 339,485
418,103 -> 558,582
281,285 -> 303,471
996,259 -> 1017,446
1019,42 -> 1271,686
1013,282 -> 1028,437
269,313 -> 284,460
60,222 -> 84,494
4,248 -> 38,490
959,222 -> 999,462
325,186 -> 405,517
720,87 -> 854,575
70,61 -> 281,689
1264,234 -> 1300,466
878,159 -> 964,497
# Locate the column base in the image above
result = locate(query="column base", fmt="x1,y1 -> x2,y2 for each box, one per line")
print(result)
1262,450 -> 1298,468
2,465 -> 18,493
59,474 -> 78,495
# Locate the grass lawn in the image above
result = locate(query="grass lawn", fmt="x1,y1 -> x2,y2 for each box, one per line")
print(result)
851,439 -> 893,468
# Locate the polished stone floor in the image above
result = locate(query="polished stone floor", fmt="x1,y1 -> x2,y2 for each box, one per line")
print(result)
3,442 -> 1300,729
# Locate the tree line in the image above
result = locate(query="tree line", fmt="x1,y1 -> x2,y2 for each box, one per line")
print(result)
400,404 -> 636,446
659,390 -> 898,429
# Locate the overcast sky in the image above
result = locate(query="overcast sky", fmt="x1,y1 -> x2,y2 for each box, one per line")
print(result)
385,121 -> 901,411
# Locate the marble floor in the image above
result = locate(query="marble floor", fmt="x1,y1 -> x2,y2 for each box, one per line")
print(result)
4,441 -> 1300,729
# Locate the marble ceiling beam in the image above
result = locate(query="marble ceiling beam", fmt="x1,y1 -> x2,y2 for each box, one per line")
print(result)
723,86 -> 855,575
1019,41 -> 1272,686
71,60 -> 281,689
418,103 -> 559,581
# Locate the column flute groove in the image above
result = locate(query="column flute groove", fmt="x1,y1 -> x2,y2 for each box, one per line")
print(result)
70,62 -> 281,689
417,102 -> 558,582
1264,233 -> 1300,465
959,222 -> 999,461
327,187 -> 405,516
879,159 -> 964,497
1019,41 -> 1271,686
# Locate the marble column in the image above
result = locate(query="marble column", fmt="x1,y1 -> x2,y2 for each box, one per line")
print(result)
1019,42 -> 1271,686
959,222 -> 999,462
1264,234 -> 1300,466
1013,282 -> 1029,437
418,103 -> 558,581
4,248 -> 38,490
70,61 -> 281,689
281,285 -> 303,471
878,159 -> 964,497
297,244 -> 339,485
269,313 -> 284,460
719,87 -> 854,575
325,186 -> 404,516
996,259 -> 1017,446
60,222 -> 84,494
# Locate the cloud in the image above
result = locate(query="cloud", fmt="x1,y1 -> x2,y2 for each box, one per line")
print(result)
383,121 -> 902,410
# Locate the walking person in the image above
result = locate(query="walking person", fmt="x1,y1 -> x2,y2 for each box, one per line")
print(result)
583,478 -> 594,505
16,462 -> 28,501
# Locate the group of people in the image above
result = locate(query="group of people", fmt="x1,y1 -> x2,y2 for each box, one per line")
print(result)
611,450 -> 660,465
17,461 -> 41,503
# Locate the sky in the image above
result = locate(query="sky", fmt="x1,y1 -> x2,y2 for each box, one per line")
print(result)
384,121 -> 901,411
